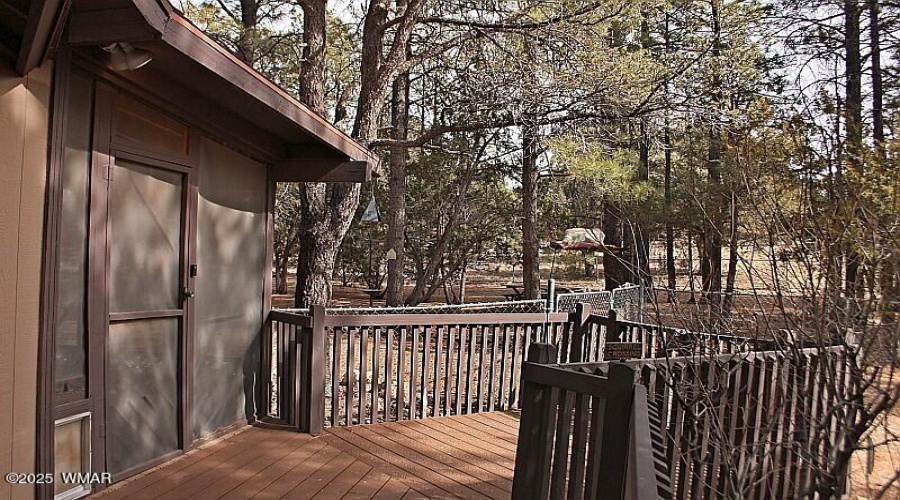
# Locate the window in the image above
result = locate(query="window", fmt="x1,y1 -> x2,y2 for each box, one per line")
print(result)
114,96 -> 190,156
54,73 -> 93,396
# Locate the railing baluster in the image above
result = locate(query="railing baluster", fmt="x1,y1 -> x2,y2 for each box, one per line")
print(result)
371,326 -> 381,424
444,326 -> 455,416
510,324 -> 522,408
455,325 -> 466,415
500,324 -> 510,410
410,325 -> 420,420
385,327 -> 394,422
421,325 -> 431,418
346,327 -> 356,425
477,326 -> 486,413
359,326 -> 368,424
330,325 -> 339,427
466,325 -> 475,414
433,325 -> 443,418
550,390 -> 575,498
397,326 -> 407,421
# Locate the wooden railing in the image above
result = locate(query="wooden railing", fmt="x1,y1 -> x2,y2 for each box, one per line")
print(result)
263,307 -> 325,433
513,344 -> 851,500
567,303 -> 760,363
511,343 -> 671,500
626,347 -> 850,499
265,304 -> 765,433
320,311 -> 573,427
266,307 -> 579,431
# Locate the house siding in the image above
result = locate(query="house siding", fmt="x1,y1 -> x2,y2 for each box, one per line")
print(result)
193,138 -> 266,440
0,61 -> 53,499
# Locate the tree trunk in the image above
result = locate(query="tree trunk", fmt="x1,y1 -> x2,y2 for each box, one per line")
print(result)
406,174 -> 473,305
458,259 -> 468,303
583,250 -> 596,278
870,0 -> 884,152
664,124 -> 676,295
353,0 -> 391,141
274,238 -> 294,294
385,71 -> 410,306
293,0 -> 361,307
663,8 -> 676,298
722,191 -> 739,317
634,119 -> 651,288
703,0 -> 723,307
603,200 -> 626,291
687,231 -> 696,303
869,0 -> 896,321
844,0 -> 863,314
297,0 -> 326,115
704,126 -> 723,305
521,121 -> 541,299
294,184 -> 360,307
235,0 -> 258,65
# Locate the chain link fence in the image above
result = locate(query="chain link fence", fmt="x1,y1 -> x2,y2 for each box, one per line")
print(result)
280,298 -> 547,316
553,283 -> 644,321
277,284 -> 645,320
555,290 -> 611,314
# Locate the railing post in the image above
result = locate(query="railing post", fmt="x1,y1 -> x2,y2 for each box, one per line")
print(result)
261,312 -> 272,421
299,305 -> 326,435
569,302 -> 591,363
597,362 -> 635,500
512,343 -> 558,500
603,309 -> 620,343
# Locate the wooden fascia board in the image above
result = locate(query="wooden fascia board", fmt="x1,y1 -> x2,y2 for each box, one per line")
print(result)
66,0 -> 379,168
17,0 -> 67,75
273,158 -> 374,183
67,8 -> 161,46
159,15 -> 377,165
71,53 -> 286,163
129,0 -> 169,33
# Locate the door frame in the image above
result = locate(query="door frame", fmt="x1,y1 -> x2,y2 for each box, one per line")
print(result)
89,82 -> 200,482
38,49 -> 275,498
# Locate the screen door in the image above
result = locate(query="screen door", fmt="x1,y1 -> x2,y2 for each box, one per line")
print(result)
105,155 -> 187,476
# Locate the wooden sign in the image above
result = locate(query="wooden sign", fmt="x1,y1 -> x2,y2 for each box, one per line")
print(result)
604,342 -> 643,360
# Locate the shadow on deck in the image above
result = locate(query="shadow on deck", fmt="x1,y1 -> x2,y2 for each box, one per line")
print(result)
90,411 -> 520,499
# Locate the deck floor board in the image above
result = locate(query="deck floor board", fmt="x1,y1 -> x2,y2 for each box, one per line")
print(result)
91,411 -> 520,500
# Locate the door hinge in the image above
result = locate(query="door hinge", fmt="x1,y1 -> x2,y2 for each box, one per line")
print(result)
103,164 -> 113,181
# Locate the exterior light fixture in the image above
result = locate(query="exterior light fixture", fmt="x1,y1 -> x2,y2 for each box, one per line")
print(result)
104,43 -> 153,71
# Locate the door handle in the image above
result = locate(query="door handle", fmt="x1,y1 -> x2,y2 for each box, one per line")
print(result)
183,287 -> 195,299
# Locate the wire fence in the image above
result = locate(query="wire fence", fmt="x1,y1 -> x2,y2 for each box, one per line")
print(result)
554,290 -> 611,314
277,284 -> 646,321
280,298 -> 547,316
553,283 -> 644,321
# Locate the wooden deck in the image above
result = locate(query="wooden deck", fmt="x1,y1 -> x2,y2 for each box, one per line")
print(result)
91,411 -> 520,499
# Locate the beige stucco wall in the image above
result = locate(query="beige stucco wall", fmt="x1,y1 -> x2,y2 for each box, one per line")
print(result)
0,61 -> 52,499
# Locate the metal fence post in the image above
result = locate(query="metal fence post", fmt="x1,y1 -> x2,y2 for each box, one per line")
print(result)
547,278 -> 556,312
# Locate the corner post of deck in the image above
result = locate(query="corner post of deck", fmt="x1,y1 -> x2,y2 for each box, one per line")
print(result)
569,302 -> 592,363
597,362 -> 636,500
300,305 -> 326,435
512,343 -> 558,500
